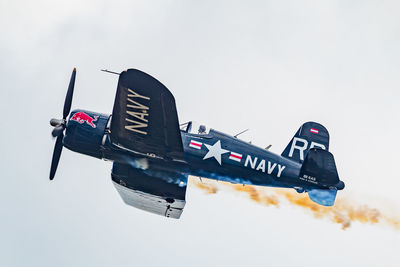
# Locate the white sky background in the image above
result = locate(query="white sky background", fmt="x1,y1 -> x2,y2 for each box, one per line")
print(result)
1,0 -> 400,266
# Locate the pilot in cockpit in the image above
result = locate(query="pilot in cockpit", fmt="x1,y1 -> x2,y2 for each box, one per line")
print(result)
198,125 -> 207,134
180,121 -> 210,135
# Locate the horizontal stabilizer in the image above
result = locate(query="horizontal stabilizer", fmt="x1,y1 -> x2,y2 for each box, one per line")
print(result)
307,189 -> 337,206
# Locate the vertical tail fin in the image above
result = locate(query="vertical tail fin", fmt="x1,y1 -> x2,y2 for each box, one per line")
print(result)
281,122 -> 330,163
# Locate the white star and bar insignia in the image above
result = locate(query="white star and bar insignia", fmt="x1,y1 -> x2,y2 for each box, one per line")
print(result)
189,139 -> 243,165
203,140 -> 229,165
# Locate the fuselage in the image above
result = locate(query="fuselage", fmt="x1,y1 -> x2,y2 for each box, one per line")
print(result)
63,109 -> 318,192
180,129 -> 301,189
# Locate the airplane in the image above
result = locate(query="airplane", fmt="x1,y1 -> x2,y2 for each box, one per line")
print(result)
49,68 -> 345,219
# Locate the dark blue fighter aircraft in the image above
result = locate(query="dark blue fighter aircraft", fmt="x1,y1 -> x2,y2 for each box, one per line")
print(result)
49,68 -> 345,219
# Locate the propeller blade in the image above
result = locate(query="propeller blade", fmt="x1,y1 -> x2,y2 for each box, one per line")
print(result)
51,125 -> 64,137
63,68 -> 76,119
50,133 -> 63,180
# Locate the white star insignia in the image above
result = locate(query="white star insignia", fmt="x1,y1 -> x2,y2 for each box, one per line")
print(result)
203,140 -> 229,165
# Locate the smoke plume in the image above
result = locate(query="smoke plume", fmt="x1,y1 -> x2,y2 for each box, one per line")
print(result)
190,177 -> 400,230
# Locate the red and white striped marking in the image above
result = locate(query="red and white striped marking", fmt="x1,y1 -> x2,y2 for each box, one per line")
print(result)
189,140 -> 202,149
229,152 -> 242,162
310,128 -> 319,134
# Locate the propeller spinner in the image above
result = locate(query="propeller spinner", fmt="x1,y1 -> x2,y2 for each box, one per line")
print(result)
49,68 -> 76,180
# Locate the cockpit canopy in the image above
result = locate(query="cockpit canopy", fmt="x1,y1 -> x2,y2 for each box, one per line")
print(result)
180,121 -> 211,135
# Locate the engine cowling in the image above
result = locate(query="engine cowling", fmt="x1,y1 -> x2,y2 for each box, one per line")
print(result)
63,109 -> 110,158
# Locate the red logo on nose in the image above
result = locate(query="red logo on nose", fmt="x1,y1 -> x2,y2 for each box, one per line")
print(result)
70,112 -> 98,128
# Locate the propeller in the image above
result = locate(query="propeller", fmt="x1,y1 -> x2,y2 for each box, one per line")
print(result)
49,68 -> 76,180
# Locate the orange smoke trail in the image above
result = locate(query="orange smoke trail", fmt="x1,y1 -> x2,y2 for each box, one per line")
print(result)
231,184 -> 279,207
190,177 -> 400,230
192,179 -> 219,194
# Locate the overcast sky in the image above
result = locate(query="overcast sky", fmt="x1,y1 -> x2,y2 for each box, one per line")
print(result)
1,0 -> 400,266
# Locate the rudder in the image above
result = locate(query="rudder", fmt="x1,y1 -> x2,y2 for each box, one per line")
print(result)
299,148 -> 340,187
301,148 -> 342,207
